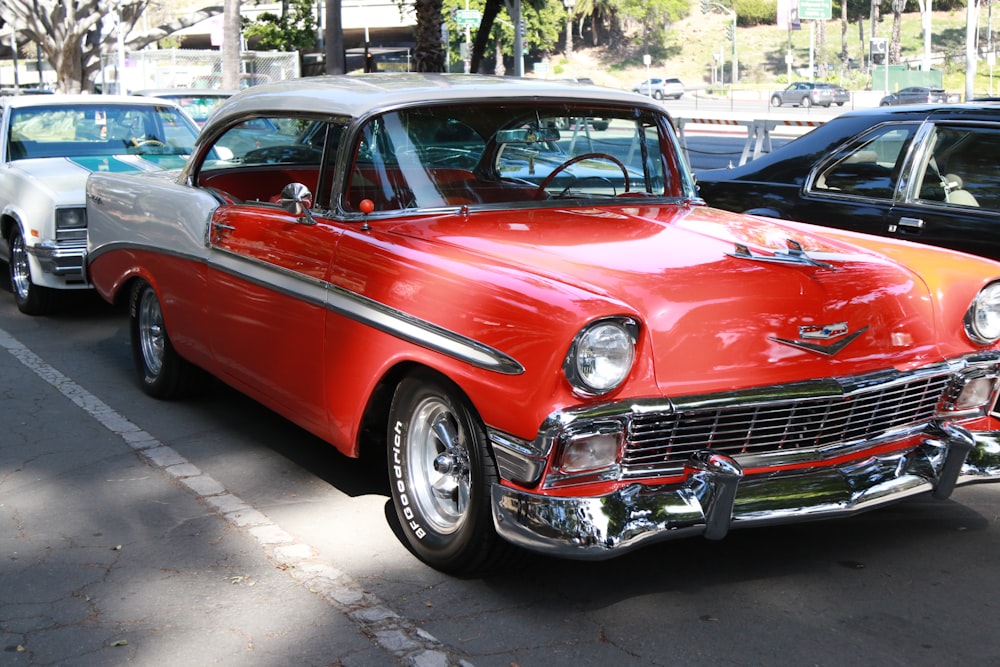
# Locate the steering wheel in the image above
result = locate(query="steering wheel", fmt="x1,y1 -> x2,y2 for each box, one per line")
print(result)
536,153 -> 630,196
133,138 -> 167,148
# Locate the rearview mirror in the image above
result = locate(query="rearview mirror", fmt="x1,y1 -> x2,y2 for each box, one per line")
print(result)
495,127 -> 560,144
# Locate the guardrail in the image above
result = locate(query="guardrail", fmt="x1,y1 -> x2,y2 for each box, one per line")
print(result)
674,111 -> 835,166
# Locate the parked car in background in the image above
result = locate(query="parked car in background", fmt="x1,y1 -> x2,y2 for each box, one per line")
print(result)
828,84 -> 851,106
86,74 -> 1000,574
133,88 -> 235,126
880,86 -> 949,106
632,77 -> 684,100
0,94 -> 201,314
695,103 -> 1000,260
769,82 -> 834,108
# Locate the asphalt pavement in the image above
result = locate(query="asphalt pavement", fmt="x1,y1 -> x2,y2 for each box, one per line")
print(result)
0,316 -> 463,666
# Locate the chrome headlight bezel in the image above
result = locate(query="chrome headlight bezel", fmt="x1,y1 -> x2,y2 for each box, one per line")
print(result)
563,317 -> 638,396
965,281 -> 1000,345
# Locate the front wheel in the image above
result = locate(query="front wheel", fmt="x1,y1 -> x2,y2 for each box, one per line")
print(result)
129,280 -> 198,399
387,372 -> 512,574
8,226 -> 55,315
770,96 -> 782,107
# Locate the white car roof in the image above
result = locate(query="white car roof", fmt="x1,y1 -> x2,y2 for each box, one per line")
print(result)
207,73 -> 656,127
1,93 -> 185,110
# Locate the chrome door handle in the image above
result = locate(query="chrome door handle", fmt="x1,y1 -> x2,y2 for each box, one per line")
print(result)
897,217 -> 925,229
211,221 -> 235,243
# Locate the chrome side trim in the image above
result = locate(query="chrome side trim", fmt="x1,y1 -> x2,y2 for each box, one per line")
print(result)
492,424 -> 1000,559
90,237 -> 525,375
323,280 -> 524,375
208,245 -> 525,375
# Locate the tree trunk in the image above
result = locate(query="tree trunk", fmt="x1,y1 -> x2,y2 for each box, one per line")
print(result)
412,0 -> 445,72
222,0 -> 241,89
841,1 -> 848,64
890,0 -> 904,64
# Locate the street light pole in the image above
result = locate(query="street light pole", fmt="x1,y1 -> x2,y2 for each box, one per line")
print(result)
564,0 -> 575,57
702,1 -> 738,84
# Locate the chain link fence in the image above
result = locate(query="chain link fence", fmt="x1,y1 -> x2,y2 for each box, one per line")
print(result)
100,49 -> 300,93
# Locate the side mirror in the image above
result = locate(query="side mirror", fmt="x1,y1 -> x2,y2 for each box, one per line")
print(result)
279,182 -> 317,225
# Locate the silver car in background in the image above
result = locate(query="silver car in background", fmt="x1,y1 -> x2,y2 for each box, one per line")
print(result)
0,94 -> 200,314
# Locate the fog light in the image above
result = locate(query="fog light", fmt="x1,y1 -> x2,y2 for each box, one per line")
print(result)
559,428 -> 623,473
954,377 -> 997,410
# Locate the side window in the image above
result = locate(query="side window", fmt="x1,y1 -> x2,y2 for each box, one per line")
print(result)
813,126 -> 916,199
916,125 -> 1000,210
197,117 -> 334,204
344,111 -> 485,212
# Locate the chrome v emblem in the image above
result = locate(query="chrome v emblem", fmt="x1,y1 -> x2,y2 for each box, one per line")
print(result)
770,325 -> 869,356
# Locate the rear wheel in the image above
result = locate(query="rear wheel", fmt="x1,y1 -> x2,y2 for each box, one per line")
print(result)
8,226 -> 55,316
130,280 -> 198,399
387,371 -> 512,574
801,96 -> 812,108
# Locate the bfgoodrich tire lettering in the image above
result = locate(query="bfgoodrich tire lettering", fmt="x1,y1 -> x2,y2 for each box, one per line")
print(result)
387,371 -> 513,574
129,280 -> 198,399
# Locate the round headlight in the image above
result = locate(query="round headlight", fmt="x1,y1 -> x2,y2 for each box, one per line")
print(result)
966,281 -> 1000,344
565,318 -> 637,395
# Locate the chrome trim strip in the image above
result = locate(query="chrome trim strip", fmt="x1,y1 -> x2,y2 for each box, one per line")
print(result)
213,243 -> 526,375
493,424 -> 1000,559
90,238 -> 525,374
323,280 -> 524,375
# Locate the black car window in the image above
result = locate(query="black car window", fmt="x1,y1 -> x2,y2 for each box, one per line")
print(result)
812,125 -> 916,199
917,124 -> 1000,210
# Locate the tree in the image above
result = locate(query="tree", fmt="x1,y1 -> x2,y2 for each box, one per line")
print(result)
0,0 -> 260,93
222,0 -> 241,90
243,0 -> 317,51
412,0 -> 446,71
889,0 -> 905,64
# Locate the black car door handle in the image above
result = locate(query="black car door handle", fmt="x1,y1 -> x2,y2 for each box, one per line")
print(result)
893,217 -> 925,232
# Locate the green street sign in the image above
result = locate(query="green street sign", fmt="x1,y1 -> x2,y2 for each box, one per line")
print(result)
456,9 -> 481,27
798,0 -> 832,20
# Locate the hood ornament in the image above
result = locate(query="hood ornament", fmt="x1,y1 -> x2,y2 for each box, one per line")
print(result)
729,239 -> 835,270
771,324 -> 869,356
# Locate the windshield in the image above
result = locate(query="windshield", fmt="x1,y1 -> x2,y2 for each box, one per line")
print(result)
343,102 -> 690,213
7,103 -> 200,162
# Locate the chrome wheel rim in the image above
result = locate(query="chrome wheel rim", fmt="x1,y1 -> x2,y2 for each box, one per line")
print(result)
405,397 -> 471,535
138,289 -> 165,377
10,233 -> 31,300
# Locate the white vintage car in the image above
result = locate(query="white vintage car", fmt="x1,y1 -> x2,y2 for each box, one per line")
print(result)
0,94 -> 200,314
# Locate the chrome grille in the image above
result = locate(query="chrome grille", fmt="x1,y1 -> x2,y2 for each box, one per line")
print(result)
622,371 -> 953,478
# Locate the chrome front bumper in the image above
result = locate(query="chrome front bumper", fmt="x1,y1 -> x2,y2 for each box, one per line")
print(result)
492,423 -> 1000,559
27,240 -> 87,278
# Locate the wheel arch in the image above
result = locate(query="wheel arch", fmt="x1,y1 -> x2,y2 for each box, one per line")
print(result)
1,211 -> 21,245
355,361 -> 494,465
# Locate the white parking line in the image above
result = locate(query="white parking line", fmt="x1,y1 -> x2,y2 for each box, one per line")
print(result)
0,325 -> 466,667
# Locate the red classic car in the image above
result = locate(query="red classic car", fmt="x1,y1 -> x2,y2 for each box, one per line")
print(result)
86,74 -> 1000,574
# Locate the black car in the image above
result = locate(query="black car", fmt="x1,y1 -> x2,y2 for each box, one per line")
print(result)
880,86 -> 949,106
695,104 -> 1000,260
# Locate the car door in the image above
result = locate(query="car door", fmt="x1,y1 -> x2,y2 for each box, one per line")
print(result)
198,117 -> 345,432
800,122 -> 921,236
886,121 -> 1000,260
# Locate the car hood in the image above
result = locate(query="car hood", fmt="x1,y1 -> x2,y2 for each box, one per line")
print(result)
10,155 -> 188,198
390,203 -> 954,395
